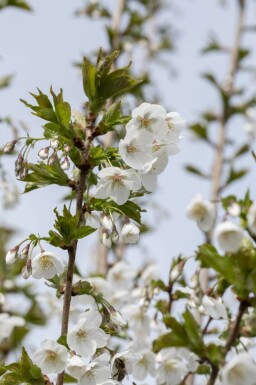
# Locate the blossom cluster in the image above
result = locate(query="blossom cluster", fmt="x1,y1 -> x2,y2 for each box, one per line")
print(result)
186,194 -> 256,253
96,103 -> 185,205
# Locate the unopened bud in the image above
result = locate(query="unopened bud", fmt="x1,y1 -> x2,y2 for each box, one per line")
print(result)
101,230 -> 112,248
100,215 -> 113,232
38,147 -> 50,160
48,153 -> 58,165
111,226 -> 119,244
22,259 -> 32,279
50,138 -> 59,149
21,244 -> 30,259
6,245 -> 19,265
60,156 -> 70,171
15,153 -> 24,172
64,144 -> 71,153
4,140 -> 17,153
109,306 -> 127,327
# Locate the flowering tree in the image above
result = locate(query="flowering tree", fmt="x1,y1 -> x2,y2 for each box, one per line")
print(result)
1,1 -> 256,385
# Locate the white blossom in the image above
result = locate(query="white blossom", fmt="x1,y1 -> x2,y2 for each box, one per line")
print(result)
107,261 -> 138,289
201,295 -> 228,320
33,339 -> 68,374
215,221 -> 243,253
129,102 -> 168,139
247,203 -> 256,235
119,129 -> 154,170
133,349 -> 156,380
38,147 -> 49,160
186,195 -> 216,232
78,358 -> 110,385
165,112 -> 186,137
67,355 -> 86,378
95,167 -> 141,205
67,310 -> 108,357
122,305 -> 150,336
31,251 -> 65,279
221,353 -> 256,385
0,313 -> 25,342
156,348 -> 198,385
50,138 -> 59,149
227,202 -> 241,217
121,222 -> 140,244
141,153 -> 168,192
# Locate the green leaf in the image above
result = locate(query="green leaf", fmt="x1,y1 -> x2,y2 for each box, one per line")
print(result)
99,67 -> 141,100
225,167 -> 248,187
7,0 -> 31,11
185,165 -> 209,179
99,101 -> 130,133
82,57 -> 97,101
75,226 -> 97,239
22,160 -> 70,191
189,123 -> 208,141
183,309 -> 204,354
72,280 -> 93,295
153,331 -> 188,352
57,335 -> 69,349
233,144 -> 250,158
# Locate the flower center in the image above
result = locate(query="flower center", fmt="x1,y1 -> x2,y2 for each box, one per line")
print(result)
127,144 -> 137,154
45,350 -> 58,362
39,255 -> 54,271
111,174 -> 124,187
167,119 -> 175,130
191,204 -> 206,220
77,329 -> 88,341
141,117 -> 152,129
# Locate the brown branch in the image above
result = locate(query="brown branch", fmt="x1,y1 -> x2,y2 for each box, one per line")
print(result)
206,300 -> 248,385
56,115 -> 95,385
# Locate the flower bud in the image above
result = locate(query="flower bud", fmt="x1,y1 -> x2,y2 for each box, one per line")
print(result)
6,246 -> 19,265
38,147 -> 50,160
109,306 -> 127,327
121,222 -> 140,244
100,215 -> 113,232
22,259 -> 32,279
4,140 -> 17,153
50,138 -> 59,149
64,144 -> 71,153
111,227 -> 119,244
21,244 -> 30,259
60,156 -> 70,171
48,153 -> 58,165
101,230 -> 112,248
15,153 -> 24,172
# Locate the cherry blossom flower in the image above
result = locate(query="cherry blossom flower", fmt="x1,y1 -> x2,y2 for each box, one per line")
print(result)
132,349 -> 156,380
0,313 -> 25,343
95,167 -> 141,205
78,359 -> 110,385
141,153 -> 168,192
201,295 -> 228,320
215,221 -> 243,252
67,355 -> 86,378
156,348 -> 198,385
186,194 -> 216,232
67,310 -> 108,357
107,261 -> 138,289
121,222 -> 140,244
31,251 -> 65,279
129,102 -> 168,139
165,112 -> 186,137
221,353 -> 256,385
33,339 -> 68,374
122,305 -> 150,336
119,129 -> 154,170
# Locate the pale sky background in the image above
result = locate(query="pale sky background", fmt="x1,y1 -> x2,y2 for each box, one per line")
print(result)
1,0 -> 256,282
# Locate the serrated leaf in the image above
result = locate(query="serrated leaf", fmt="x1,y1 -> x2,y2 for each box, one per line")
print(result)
82,57 -> 96,101
75,225 -> 97,239
72,280 -> 93,295
22,161 -> 69,191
